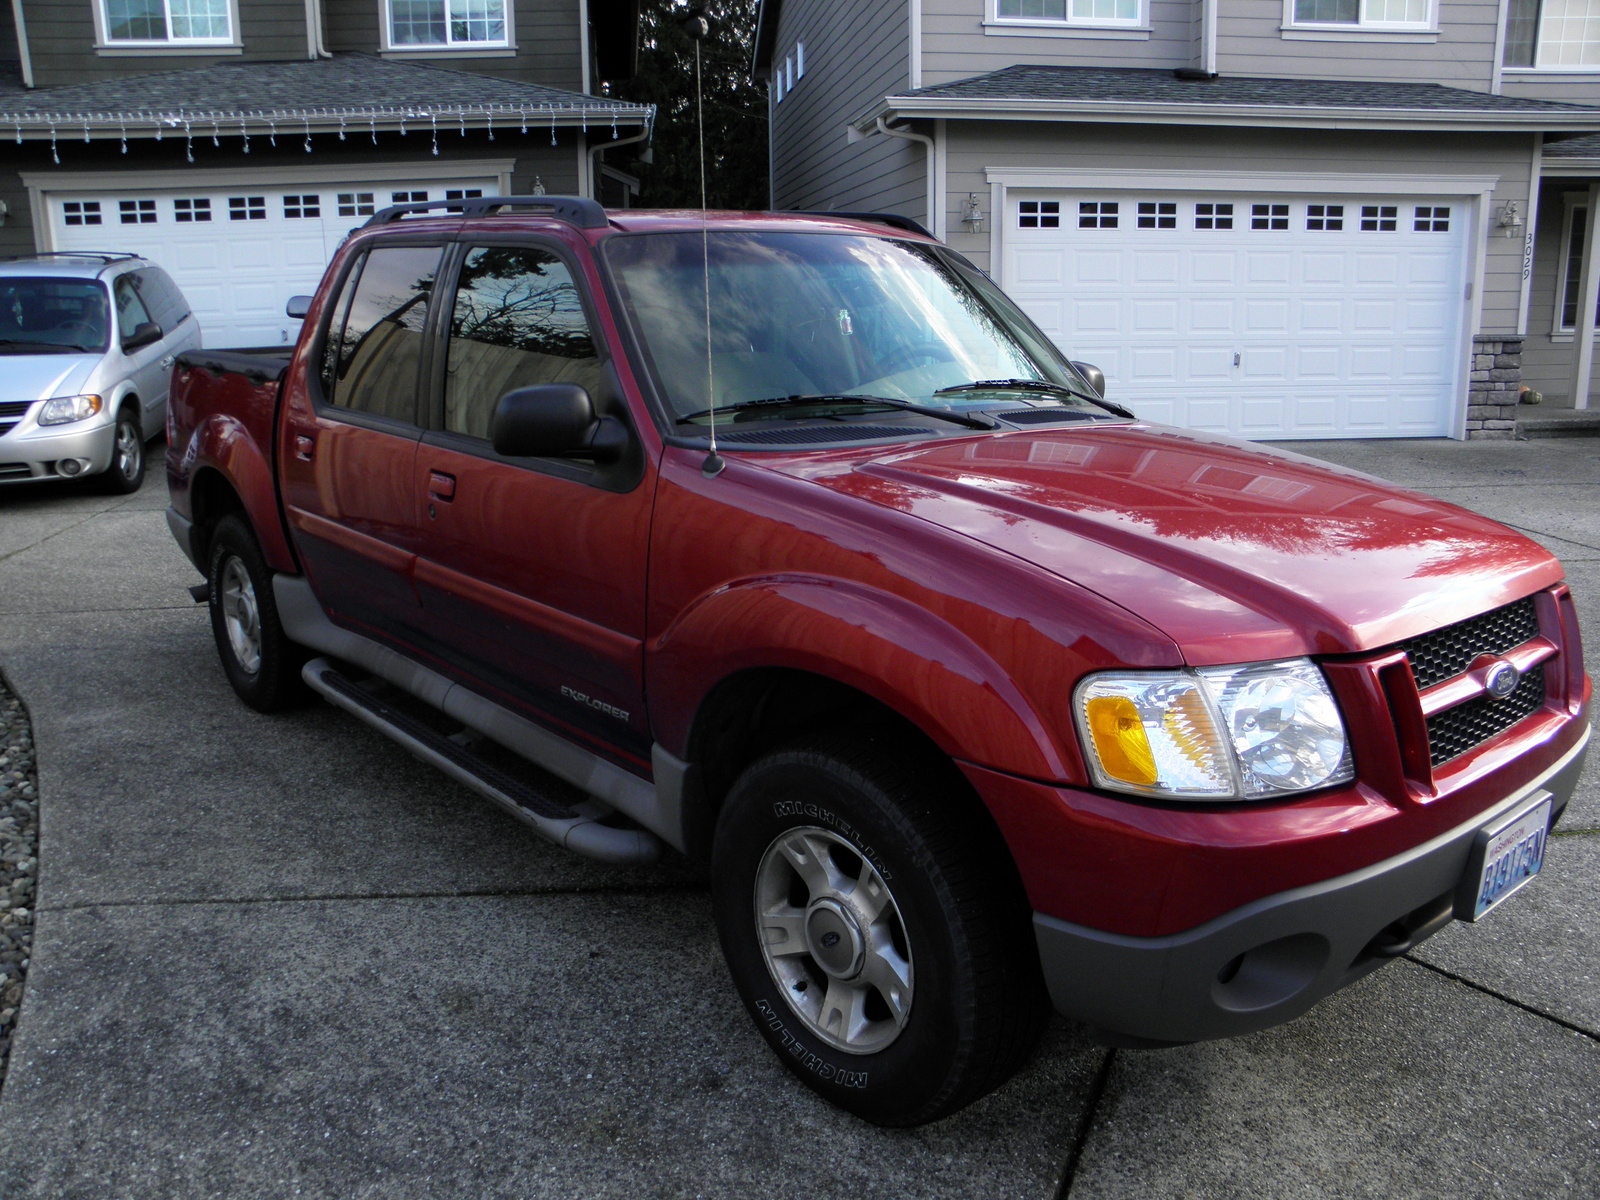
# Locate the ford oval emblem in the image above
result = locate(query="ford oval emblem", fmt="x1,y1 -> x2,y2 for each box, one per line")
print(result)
1485,660 -> 1521,700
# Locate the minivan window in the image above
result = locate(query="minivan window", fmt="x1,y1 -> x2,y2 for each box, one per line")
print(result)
0,278 -> 110,353
133,267 -> 191,332
113,275 -> 154,341
324,245 -> 441,423
443,246 -> 601,440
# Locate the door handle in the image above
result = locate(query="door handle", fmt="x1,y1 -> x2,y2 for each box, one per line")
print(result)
428,470 -> 456,501
294,435 -> 315,461
160,355 -> 175,369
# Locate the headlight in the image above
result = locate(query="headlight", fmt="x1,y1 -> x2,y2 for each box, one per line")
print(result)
1075,659 -> 1354,802
37,394 -> 104,426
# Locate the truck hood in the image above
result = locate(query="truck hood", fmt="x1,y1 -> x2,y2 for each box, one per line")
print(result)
775,424 -> 1563,664
0,353 -> 100,403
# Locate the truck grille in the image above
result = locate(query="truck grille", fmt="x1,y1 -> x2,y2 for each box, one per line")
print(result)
1425,663 -> 1547,766
1396,596 -> 1540,690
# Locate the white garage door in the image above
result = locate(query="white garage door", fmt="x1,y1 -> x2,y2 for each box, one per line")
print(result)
1002,191 -> 1470,439
47,176 -> 497,348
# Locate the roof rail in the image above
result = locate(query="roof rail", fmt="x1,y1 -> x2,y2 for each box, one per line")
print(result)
0,251 -> 141,265
363,195 -> 609,230
785,211 -> 936,239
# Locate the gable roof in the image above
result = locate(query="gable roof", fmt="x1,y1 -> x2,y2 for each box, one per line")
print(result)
0,53 -> 652,144
865,65 -> 1600,133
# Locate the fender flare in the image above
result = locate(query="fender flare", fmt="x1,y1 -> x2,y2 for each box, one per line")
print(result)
649,575 -> 1075,782
183,413 -> 297,573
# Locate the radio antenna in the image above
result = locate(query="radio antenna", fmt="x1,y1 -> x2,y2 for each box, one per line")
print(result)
684,8 -> 724,477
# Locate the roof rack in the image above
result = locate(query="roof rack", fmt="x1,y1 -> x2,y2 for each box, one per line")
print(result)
786,211 -> 936,239
0,251 -> 140,265
364,195 -> 609,230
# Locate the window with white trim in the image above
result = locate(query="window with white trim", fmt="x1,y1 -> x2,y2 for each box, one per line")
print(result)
1554,196 -> 1600,331
1504,0 -> 1600,68
1287,0 -> 1431,29
101,0 -> 234,45
994,0 -> 1142,27
386,0 -> 509,49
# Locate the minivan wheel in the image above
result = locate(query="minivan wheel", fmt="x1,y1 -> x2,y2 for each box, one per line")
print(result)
95,408 -> 144,494
710,733 -> 1048,1127
206,514 -> 305,712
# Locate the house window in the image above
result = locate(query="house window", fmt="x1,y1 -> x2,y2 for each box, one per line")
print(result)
63,202 -> 103,226
995,0 -> 1141,25
1504,0 -> 1600,67
1307,204 -> 1344,230
387,0 -> 509,48
1413,206 -> 1450,232
119,199 -> 157,225
1078,201 -> 1118,228
1553,200 -> 1600,330
1289,0 -> 1430,26
174,198 -> 212,222
1195,202 -> 1233,229
1018,201 -> 1060,228
1137,201 -> 1176,229
1251,203 -> 1289,230
284,195 -> 322,219
101,0 -> 233,44
338,193 -> 377,217
229,196 -> 266,220
1360,205 -> 1398,231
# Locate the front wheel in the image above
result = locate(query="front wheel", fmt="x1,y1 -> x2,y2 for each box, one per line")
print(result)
95,407 -> 144,494
710,734 -> 1047,1126
206,514 -> 306,712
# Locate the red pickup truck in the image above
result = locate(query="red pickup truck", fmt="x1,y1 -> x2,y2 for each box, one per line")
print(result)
165,197 -> 1590,1127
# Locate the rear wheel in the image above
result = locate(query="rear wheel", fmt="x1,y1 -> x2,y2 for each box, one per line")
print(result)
710,733 -> 1048,1126
206,514 -> 305,712
95,407 -> 144,494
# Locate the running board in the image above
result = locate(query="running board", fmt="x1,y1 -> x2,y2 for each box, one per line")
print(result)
302,658 -> 660,865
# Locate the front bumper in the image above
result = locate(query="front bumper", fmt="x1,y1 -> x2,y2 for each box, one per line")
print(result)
0,417 -> 116,484
1033,725 -> 1589,1045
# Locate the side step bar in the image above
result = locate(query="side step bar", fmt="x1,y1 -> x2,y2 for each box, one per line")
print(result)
302,658 -> 661,866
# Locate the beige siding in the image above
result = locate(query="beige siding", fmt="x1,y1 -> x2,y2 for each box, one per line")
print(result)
327,0 -> 583,90
1215,0 -> 1498,89
769,0 -> 924,219
1519,178 -> 1600,404
921,0 -> 1194,86
937,121 -> 1533,335
1501,76 -> 1600,105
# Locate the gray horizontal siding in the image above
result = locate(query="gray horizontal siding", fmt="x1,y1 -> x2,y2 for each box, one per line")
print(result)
921,0 -> 1195,86
1501,76 -> 1600,105
769,0 -> 924,220
1519,178 -> 1600,404
327,0 -> 582,90
938,121 -> 1532,336
1215,0 -> 1498,90
22,0 -> 310,86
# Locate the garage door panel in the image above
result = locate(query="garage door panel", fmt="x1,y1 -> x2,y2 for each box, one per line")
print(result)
1133,251 -> 1181,284
1354,253 -> 1401,285
1189,252 -> 1236,285
1015,250 -> 1064,283
1070,299 -> 1118,333
1131,299 -> 1178,333
1245,252 -> 1292,284
1300,253 -> 1347,286
1073,251 -> 1122,285
1297,347 -> 1342,380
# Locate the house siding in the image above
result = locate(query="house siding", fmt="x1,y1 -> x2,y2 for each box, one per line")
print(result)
921,0 -> 1192,86
332,0 -> 584,91
1502,77 -> 1600,105
1519,178 -> 1600,404
769,0 -> 923,221
936,122 -> 1532,336
22,0 -> 311,86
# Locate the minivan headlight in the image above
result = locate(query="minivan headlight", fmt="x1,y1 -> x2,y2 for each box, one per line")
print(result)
37,394 -> 104,426
1074,659 -> 1354,802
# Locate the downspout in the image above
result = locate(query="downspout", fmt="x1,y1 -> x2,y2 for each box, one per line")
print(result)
10,0 -> 34,88
588,120 -> 653,202
908,0 -> 921,89
876,116 -> 937,238
1202,0 -> 1217,75
578,0 -> 591,93
305,0 -> 331,58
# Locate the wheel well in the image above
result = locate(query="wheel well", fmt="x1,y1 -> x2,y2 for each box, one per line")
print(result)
118,395 -> 140,432
188,468 -> 248,568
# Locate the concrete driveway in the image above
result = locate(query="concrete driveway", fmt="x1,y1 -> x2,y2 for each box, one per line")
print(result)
0,436 -> 1595,1199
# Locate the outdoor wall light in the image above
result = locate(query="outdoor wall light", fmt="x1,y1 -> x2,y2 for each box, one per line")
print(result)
1495,201 -> 1524,238
962,193 -> 984,233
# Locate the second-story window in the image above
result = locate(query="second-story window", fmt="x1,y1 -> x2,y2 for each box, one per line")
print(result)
388,0 -> 510,49
1289,0 -> 1430,27
102,0 -> 234,45
1505,0 -> 1600,67
995,0 -> 1141,25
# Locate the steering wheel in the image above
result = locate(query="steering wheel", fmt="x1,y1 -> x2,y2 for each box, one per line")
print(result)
875,342 -> 954,375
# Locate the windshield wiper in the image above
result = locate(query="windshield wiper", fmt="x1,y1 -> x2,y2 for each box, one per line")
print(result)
935,378 -> 1136,419
678,394 -> 998,431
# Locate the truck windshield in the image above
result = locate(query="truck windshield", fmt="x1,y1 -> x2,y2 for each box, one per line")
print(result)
0,278 -> 112,354
603,231 -> 1102,426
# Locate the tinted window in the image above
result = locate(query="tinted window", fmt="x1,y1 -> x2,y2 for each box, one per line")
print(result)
0,278 -> 110,353
113,275 -> 153,340
325,245 -> 440,423
132,267 -> 190,332
443,246 -> 600,440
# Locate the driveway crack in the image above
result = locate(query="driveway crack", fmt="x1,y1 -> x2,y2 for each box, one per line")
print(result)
1403,955 -> 1599,1043
1053,1046 -> 1116,1200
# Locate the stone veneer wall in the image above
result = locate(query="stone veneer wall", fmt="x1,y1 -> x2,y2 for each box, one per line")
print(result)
1467,335 -> 1522,440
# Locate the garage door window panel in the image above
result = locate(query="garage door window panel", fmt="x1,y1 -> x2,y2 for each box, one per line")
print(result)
101,0 -> 235,44
325,245 -> 442,425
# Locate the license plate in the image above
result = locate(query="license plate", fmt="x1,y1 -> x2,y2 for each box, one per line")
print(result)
1457,795 -> 1552,921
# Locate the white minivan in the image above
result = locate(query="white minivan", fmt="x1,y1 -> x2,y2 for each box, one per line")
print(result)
0,252 -> 202,492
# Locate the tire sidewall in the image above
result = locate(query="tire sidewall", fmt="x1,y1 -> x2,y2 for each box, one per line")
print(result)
97,410 -> 144,493
206,516 -> 290,711
711,750 -> 971,1124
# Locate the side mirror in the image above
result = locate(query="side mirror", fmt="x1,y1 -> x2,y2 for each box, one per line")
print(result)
122,321 -> 162,352
1070,360 -> 1106,398
491,383 -> 628,462
286,295 -> 313,319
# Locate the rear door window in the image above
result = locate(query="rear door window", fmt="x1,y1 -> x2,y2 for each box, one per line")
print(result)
131,267 -> 191,333
323,244 -> 441,424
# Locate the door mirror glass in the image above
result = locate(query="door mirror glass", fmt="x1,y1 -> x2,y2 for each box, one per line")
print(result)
1071,360 -> 1106,398
492,384 -> 600,458
123,321 -> 162,352
286,295 -> 313,319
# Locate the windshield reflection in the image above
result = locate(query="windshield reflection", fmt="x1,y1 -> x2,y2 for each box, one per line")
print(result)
0,278 -> 111,354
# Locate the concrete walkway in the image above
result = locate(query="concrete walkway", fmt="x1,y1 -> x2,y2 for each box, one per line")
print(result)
0,437 -> 1594,1199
